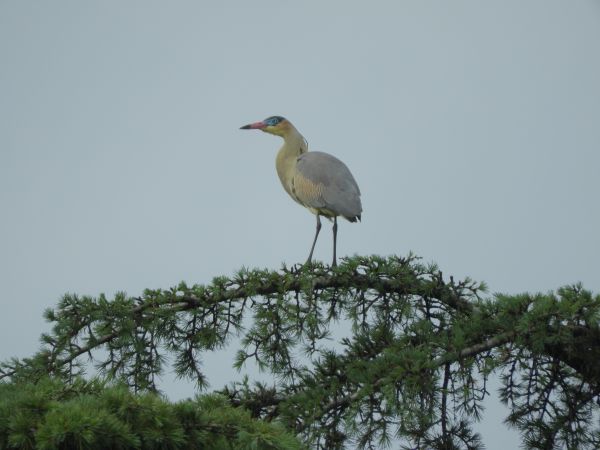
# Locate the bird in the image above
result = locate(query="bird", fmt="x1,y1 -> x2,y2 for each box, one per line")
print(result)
240,116 -> 362,267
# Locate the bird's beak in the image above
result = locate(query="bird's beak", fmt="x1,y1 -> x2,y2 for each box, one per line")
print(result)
240,121 -> 267,130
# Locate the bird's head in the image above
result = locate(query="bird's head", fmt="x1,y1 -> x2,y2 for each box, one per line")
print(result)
240,116 -> 290,137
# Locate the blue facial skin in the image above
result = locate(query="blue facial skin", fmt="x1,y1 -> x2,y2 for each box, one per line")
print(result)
264,116 -> 286,126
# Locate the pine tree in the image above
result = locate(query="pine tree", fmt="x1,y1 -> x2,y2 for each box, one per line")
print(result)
0,377 -> 301,449
2,255 -> 599,449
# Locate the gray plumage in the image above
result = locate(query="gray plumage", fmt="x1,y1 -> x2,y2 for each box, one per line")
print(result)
295,151 -> 361,222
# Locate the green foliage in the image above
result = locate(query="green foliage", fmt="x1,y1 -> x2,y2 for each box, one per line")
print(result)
1,254 -> 600,449
0,377 -> 302,450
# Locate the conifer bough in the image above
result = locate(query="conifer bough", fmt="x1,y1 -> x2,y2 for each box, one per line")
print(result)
2,255 -> 599,449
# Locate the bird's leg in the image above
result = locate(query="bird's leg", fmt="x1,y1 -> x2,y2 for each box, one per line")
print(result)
306,215 -> 322,265
332,216 -> 338,268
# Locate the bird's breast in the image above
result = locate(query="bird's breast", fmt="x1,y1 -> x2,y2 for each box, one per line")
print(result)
290,172 -> 322,203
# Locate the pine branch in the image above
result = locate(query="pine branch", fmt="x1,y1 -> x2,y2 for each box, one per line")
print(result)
2,254 -> 600,449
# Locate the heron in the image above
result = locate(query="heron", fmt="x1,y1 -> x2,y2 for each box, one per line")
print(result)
240,116 -> 362,267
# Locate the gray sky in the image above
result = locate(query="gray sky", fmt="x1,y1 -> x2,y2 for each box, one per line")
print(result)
1,1 -> 599,448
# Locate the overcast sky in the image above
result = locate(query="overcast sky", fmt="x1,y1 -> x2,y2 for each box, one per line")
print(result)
1,1 -> 599,448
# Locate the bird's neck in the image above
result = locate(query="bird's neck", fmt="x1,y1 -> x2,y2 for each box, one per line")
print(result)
275,126 -> 308,196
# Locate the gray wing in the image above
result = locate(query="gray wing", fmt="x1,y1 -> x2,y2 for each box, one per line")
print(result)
294,151 -> 362,220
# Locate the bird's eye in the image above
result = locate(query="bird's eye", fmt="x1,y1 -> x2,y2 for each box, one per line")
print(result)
265,116 -> 282,126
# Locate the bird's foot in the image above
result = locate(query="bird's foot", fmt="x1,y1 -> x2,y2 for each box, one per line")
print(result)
302,258 -> 315,270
